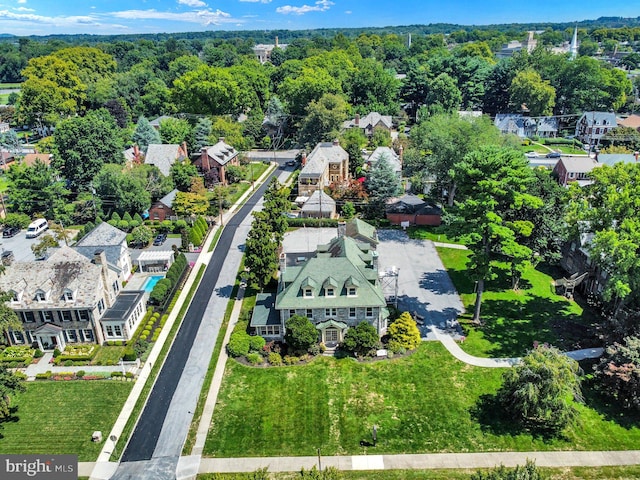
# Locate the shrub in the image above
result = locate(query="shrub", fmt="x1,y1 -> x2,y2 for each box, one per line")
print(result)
13,371 -> 27,380
125,372 -> 134,379
142,329 -> 151,337
284,355 -> 299,365
246,352 -> 263,365
249,335 -> 266,352
36,371 -> 52,380
268,352 -> 283,366
33,349 -> 44,358
388,312 -> 422,352
123,347 -> 137,361
53,348 -> 61,358
111,371 -> 123,378
284,315 -> 318,354
342,322 -> 379,357
227,331 -> 251,357
64,360 -> 73,367
76,370 -> 85,378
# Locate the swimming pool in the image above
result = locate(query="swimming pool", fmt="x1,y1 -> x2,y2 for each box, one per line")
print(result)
141,275 -> 164,293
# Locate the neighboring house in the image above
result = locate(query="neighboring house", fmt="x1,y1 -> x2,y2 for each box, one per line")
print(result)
144,143 -> 188,177
386,194 -> 443,226
254,235 -> 388,345
252,37 -> 288,64
149,115 -> 174,129
0,150 -> 15,170
298,141 -> 349,196
148,189 -> 178,222
343,218 -> 379,250
123,145 -> 141,166
300,190 -> 337,219
596,153 -> 639,167
535,117 -> 559,138
367,147 -> 401,177
0,122 -> 10,133
496,31 -> 537,59
21,153 -> 53,167
343,112 -> 393,137
195,138 -> 239,185
494,114 -> 536,138
74,221 -> 133,283
575,112 -> 617,146
618,114 -> 640,132
552,157 -> 599,187
0,247 -> 145,349
559,231 -> 607,298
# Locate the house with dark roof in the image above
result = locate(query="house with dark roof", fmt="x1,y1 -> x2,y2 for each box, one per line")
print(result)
74,222 -> 132,282
300,190 -> 336,219
575,112 -> 617,146
298,141 -> 349,197
195,138 -> 239,185
0,247 -> 145,349
535,117 -> 559,138
148,189 -> 178,222
494,114 -> 536,138
386,194 -> 442,226
552,157 -> 600,187
149,115 -> 174,129
144,143 -> 188,177
252,235 -> 388,345
343,112 -> 393,137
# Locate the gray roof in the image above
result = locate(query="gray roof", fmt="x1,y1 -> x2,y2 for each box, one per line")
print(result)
494,114 -> 536,137
157,189 -> 178,209
144,144 -> 185,177
300,142 -> 348,178
596,154 -> 638,167
249,293 -> 280,327
0,247 -> 109,310
203,140 -> 238,167
149,115 -> 174,128
343,112 -> 393,130
301,190 -> 336,213
536,116 -> 558,132
579,112 -> 617,127
76,222 -> 127,248
72,246 -> 123,275
556,157 -> 599,173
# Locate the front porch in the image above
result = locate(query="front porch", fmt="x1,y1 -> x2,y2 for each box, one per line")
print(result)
33,323 -> 66,351
315,319 -> 348,348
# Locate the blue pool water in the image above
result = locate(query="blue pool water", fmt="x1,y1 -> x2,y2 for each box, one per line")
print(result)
142,275 -> 164,293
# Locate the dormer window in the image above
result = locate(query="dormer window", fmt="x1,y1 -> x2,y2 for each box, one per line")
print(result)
9,290 -> 19,303
303,288 -> 314,298
323,277 -> 338,298
35,290 -> 46,302
325,288 -> 335,297
62,290 -> 74,302
347,287 -> 357,297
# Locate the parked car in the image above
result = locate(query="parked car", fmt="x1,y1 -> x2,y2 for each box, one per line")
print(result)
285,160 -> 296,167
1,250 -> 14,265
546,151 -> 561,158
2,226 -> 19,238
153,233 -> 167,246
525,152 -> 539,158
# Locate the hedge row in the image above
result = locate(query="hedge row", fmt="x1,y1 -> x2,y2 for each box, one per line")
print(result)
149,253 -> 188,305
287,218 -> 339,228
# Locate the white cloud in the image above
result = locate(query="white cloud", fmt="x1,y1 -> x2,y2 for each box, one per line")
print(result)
177,0 -> 207,7
17,0 -> 26,4
345,10 -> 352,14
0,10 -> 100,27
238,0 -> 272,3
110,8 -> 236,26
276,0 -> 333,15
14,7 -> 34,12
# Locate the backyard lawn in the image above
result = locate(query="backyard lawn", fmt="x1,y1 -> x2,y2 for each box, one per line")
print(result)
436,246 -> 601,358
205,342 -> 640,458
0,381 -> 132,461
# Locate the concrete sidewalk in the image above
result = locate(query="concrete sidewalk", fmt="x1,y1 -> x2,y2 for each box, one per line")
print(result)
22,352 -> 137,380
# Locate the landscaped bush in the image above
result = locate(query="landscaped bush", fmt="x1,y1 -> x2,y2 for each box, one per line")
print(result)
268,352 -> 283,366
249,335 -> 266,352
111,371 -> 123,378
35,371 -> 52,380
76,370 -> 85,378
246,352 -> 263,365
122,347 -> 137,361
287,218 -> 339,228
283,355 -> 299,365
0,346 -> 35,364
53,348 -> 61,358
54,344 -> 98,364
227,331 -> 251,357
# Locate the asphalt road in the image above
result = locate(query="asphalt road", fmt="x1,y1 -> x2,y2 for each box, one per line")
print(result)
120,166 -> 282,464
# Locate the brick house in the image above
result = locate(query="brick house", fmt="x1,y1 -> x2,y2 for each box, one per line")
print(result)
575,112 -> 617,146
298,141 -> 349,197
148,189 -> 178,222
195,138 -> 239,185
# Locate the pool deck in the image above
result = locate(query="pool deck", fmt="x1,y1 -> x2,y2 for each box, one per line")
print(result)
125,273 -> 162,293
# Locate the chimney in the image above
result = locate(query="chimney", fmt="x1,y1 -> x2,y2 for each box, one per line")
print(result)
635,151 -> 639,162
333,139 -> 339,147
93,250 -> 111,300
181,141 -> 188,159
219,137 -> 225,144
133,144 -> 140,163
355,114 -> 360,126
301,151 -> 307,166
279,252 -> 286,272
275,36 -> 279,47
201,147 -> 210,171
337,222 -> 346,238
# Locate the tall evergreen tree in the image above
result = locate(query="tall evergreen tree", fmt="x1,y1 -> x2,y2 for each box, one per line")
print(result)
132,116 -> 161,153
364,153 -> 403,218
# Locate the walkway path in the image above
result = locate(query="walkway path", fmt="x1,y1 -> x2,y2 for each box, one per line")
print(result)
22,352 -> 137,380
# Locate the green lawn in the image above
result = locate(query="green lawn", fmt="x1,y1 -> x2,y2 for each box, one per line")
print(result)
406,225 -> 461,244
436,247 -> 600,358
0,381 -> 131,461
199,466 -> 640,480
90,346 -> 125,365
205,342 -> 640,458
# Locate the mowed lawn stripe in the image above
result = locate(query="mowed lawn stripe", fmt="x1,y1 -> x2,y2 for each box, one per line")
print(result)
0,381 -> 132,461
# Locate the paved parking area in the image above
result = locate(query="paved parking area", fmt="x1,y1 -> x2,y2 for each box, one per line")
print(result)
0,228 -> 67,262
281,227 -> 465,339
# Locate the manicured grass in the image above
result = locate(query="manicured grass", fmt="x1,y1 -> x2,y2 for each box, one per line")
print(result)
198,466 -> 640,479
0,94 -> 9,105
205,342 -> 640,457
0,83 -> 21,89
91,346 -> 125,365
0,382 -> 131,461
406,225 -> 460,244
436,246 -> 600,358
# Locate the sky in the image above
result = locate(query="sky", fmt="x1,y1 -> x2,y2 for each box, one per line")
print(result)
0,0 -> 637,37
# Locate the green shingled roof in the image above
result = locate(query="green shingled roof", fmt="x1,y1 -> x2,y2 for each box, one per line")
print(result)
346,218 -> 378,245
276,236 -> 386,310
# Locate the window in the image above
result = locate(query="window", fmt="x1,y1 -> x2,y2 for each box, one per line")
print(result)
112,281 -> 120,294
35,291 -> 46,302
61,311 -> 73,322
78,310 -> 90,321
303,288 -> 313,298
114,325 -> 122,337
325,288 -> 335,297
22,311 -> 35,323
366,307 -> 374,318
97,299 -> 105,314
84,329 -> 94,341
325,308 -> 337,318
347,287 -> 357,297
40,311 -> 53,323
289,309 -> 296,317
258,326 -> 281,336
349,307 -> 356,318
106,325 -> 114,337
306,309 -> 313,318
13,331 -> 24,344
66,330 -> 77,342
63,290 -> 74,302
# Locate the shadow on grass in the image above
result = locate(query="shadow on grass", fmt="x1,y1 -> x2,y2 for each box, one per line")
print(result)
581,377 -> 640,430
474,294 -> 600,358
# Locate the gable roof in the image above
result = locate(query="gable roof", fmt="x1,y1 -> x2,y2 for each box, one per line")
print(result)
494,114 -> 536,137
22,153 -> 53,167
596,154 -> 639,167
301,190 -> 336,214
76,222 -> 127,248
555,157 -> 599,174
156,189 -> 178,209
578,112 -> 617,127
536,116 -> 559,133
619,114 -> 640,130
202,139 -> 239,167
343,112 -> 393,131
149,115 -> 174,128
144,144 -> 186,177
0,246 -> 107,309
368,147 -> 401,174
345,218 -> 378,246
300,142 -> 348,178
276,236 -> 385,310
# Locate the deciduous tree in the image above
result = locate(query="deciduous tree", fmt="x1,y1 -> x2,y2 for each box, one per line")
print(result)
342,321 -> 379,356
284,315 -> 318,354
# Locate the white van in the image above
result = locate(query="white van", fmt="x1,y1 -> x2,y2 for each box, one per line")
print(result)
26,218 -> 48,238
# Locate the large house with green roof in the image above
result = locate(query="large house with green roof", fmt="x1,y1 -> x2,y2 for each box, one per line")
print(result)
252,232 -> 388,346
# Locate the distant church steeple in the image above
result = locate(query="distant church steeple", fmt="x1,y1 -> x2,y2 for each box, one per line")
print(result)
570,26 -> 579,60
